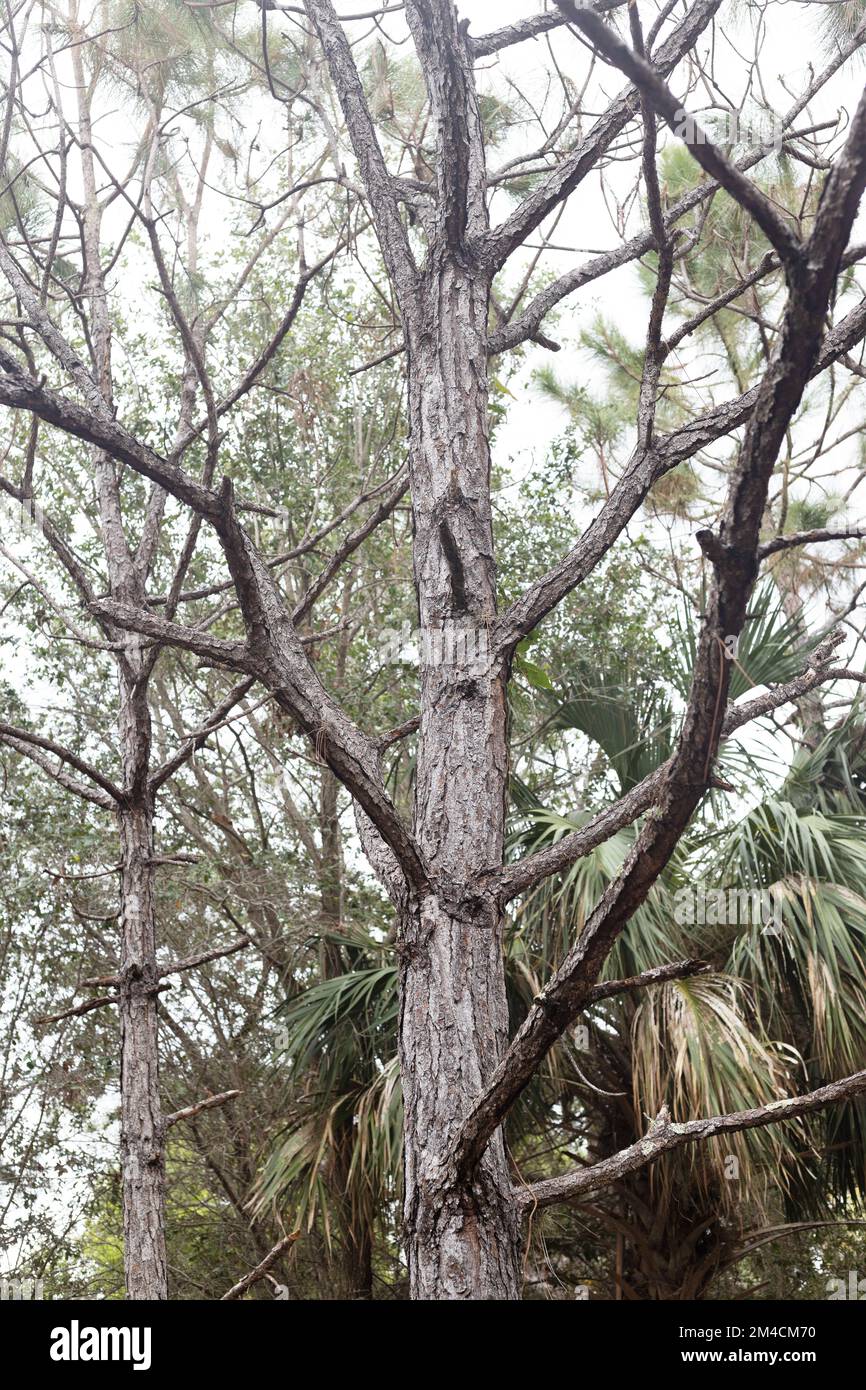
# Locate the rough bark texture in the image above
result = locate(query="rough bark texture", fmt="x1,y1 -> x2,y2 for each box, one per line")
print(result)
116,608 -> 167,1299
73,7 -> 168,1297
398,255 -> 521,1298
117,781 -> 167,1300
399,891 -> 520,1299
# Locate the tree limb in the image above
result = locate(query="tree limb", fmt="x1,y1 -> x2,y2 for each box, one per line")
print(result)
454,90 -> 866,1178
555,1 -> 802,266
0,721 -> 124,804
165,1090 -> 242,1129
89,600 -> 255,673
159,937 -> 253,980
469,2 -> 626,58
405,0 -> 487,249
480,0 -> 724,270
149,677 -> 258,791
487,29 -> 866,355
303,0 -> 418,308
220,1231 -> 301,1300
495,293 -> 866,655
514,1070 -> 866,1210
759,526 -> 866,559
586,957 -> 711,1004
495,628 -> 851,902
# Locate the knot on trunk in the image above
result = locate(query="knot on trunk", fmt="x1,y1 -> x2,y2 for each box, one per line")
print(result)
444,884 -> 500,930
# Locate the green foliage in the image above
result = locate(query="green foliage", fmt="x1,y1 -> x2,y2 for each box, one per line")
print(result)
671,581 -> 814,703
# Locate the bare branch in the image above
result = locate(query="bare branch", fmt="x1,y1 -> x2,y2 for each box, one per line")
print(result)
0,352 -> 218,517
35,980 -> 172,1026
81,936 -> 255,990
159,937 -> 253,980
586,958 -> 711,1004
469,3 -> 625,58
488,31 -> 866,355
33,993 -> 120,1026
481,0 -> 723,270
759,527 -> 866,559
455,91 -> 866,1177
149,677 -> 258,791
555,1 -> 802,265
88,600 -> 255,673
0,723 -> 123,808
495,293 -> 866,654
514,1070 -> 866,1210
303,0 -> 418,307
377,713 -> 420,749
91,577 -> 428,891
0,349 -> 427,885
496,629 -> 851,902
165,1090 -> 241,1129
293,466 -> 408,623
220,1231 -> 301,1301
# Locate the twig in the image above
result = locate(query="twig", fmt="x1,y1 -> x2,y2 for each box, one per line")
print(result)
220,1231 -> 301,1300
165,1089 -> 241,1129
586,958 -> 711,1004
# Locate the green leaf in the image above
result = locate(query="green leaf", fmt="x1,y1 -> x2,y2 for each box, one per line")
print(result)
514,654 -> 553,690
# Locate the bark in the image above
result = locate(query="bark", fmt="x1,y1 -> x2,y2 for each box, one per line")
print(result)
67,6 -> 168,1298
399,893 -> 521,1299
117,648 -> 168,1301
398,256 -> 520,1299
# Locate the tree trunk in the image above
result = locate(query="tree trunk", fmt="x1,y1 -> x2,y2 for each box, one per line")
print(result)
399,895 -> 521,1298
319,768 -> 375,1300
344,1224 -> 374,1301
399,258 -> 521,1299
332,1133 -> 375,1300
67,8 -> 168,1299
117,660 -> 168,1300
621,1189 -> 726,1300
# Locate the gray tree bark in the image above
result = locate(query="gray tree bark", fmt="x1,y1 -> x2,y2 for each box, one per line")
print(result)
117,647 -> 167,1300
398,256 -> 521,1297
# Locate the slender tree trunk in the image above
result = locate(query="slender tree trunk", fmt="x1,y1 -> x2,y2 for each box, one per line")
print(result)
346,1228 -> 374,1302
117,657 -> 167,1300
68,7 -> 168,1298
332,1137 -> 375,1300
319,768 -> 375,1300
622,1194 -> 726,1300
399,259 -> 521,1299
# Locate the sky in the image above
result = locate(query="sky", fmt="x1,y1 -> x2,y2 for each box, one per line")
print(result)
451,1 -> 866,458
